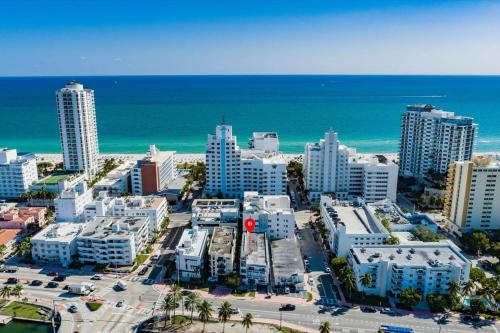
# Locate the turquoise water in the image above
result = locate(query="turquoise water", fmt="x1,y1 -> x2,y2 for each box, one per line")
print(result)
1,75 -> 499,153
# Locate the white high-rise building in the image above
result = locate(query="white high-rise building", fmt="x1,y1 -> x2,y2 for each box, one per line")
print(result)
0,148 -> 38,199
205,125 -> 286,198
304,131 -> 398,203
444,156 -> 500,234
243,191 -> 295,240
56,82 -> 100,179
399,104 -> 477,179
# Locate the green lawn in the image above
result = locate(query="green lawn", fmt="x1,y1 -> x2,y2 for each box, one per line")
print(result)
37,173 -> 73,185
135,254 -> 149,265
345,290 -> 390,307
171,315 -> 189,326
86,302 -> 103,311
1,301 -> 47,320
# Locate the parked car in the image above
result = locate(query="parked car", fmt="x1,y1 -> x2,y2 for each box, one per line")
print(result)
53,275 -> 66,282
324,266 -> 331,273
47,271 -> 58,276
46,282 -> 59,288
360,306 -> 376,313
90,274 -> 102,280
31,280 -> 43,286
231,307 -> 240,314
280,304 -> 296,311
116,300 -> 124,307
5,267 -> 17,273
6,277 -> 18,284
380,308 -> 394,315
68,305 -> 78,313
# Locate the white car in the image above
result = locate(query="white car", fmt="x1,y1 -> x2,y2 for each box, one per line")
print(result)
91,274 -> 103,280
231,307 -> 240,314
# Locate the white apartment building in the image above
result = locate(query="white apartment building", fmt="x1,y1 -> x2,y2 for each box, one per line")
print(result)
271,237 -> 305,290
444,156 -> 500,234
399,104 -> 477,178
0,148 -> 38,199
243,191 -> 295,240
94,161 -> 134,196
56,82 -> 100,179
131,145 -> 176,195
84,193 -> 168,239
175,227 -> 209,281
320,195 -> 390,257
191,199 -> 240,232
304,131 -> 398,203
205,125 -> 286,198
55,181 -> 93,222
31,223 -> 83,267
240,232 -> 270,286
77,216 -> 149,266
208,227 -> 236,281
348,241 -> 470,298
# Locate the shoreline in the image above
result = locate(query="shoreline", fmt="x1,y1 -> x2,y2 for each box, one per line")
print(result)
35,152 -> 500,165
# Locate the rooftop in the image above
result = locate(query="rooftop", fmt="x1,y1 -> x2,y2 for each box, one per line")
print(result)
176,227 -> 209,257
241,232 -> 268,266
114,196 -> 166,210
208,227 -> 235,256
37,172 -> 77,185
32,223 -> 83,242
350,241 -> 469,268
80,216 -> 149,240
95,161 -> 134,187
243,192 -> 292,214
271,237 -> 304,278
0,229 -> 22,246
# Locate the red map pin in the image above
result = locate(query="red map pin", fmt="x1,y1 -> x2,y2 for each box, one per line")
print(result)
244,218 -> 256,232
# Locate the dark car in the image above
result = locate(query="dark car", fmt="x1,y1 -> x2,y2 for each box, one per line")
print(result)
138,267 -> 148,276
46,282 -> 59,288
47,271 -> 58,276
360,306 -> 377,313
53,275 -> 66,282
31,280 -> 43,286
68,305 -> 78,313
280,304 -> 296,311
6,277 -> 18,284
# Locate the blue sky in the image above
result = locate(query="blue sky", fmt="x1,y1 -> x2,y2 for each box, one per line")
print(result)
1,0 -> 500,76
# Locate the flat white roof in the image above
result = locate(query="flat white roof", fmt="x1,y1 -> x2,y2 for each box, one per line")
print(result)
32,222 -> 82,242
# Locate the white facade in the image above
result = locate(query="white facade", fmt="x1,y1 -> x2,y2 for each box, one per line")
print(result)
205,125 -> 286,198
31,223 -> 83,267
304,131 -> 398,203
399,104 -> 477,178
0,148 -> 38,199
240,232 -> 270,286
77,216 -> 149,266
175,227 -> 209,281
131,145 -> 176,195
191,199 -> 240,232
84,193 -> 168,239
349,241 -> 470,298
55,181 -> 93,222
271,237 -> 305,289
320,195 -> 390,257
208,227 -> 236,280
56,82 -> 100,179
444,156 -> 500,234
94,161 -> 134,196
243,191 -> 295,240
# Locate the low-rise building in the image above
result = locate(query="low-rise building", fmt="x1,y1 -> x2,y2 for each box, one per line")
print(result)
270,237 -> 305,290
243,192 -> 294,240
77,216 -> 149,266
94,161 -> 134,196
0,206 -> 47,230
0,148 -> 38,199
348,241 -> 470,297
175,227 -> 209,281
240,232 -> 270,286
55,182 -> 93,222
0,229 -> 23,255
208,227 -> 236,281
131,145 -> 176,195
31,172 -> 85,195
31,222 -> 83,267
320,195 -> 390,257
191,199 -> 239,232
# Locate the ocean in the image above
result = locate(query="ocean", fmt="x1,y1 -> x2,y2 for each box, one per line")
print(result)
1,75 -> 499,154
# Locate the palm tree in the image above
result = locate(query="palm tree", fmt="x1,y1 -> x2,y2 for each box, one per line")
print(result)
12,284 -> 23,300
341,269 -> 356,300
161,294 -> 176,328
170,284 -> 182,317
197,300 -> 212,333
359,273 -> 373,294
185,292 -> 201,323
218,301 -> 233,333
462,280 -> 475,298
241,313 -> 253,333
0,286 -> 11,300
319,320 -> 332,333
447,281 -> 461,297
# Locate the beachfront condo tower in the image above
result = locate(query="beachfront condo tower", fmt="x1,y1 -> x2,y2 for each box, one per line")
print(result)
399,104 -> 477,179
56,82 -> 100,179
304,130 -> 398,203
443,155 -> 500,235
